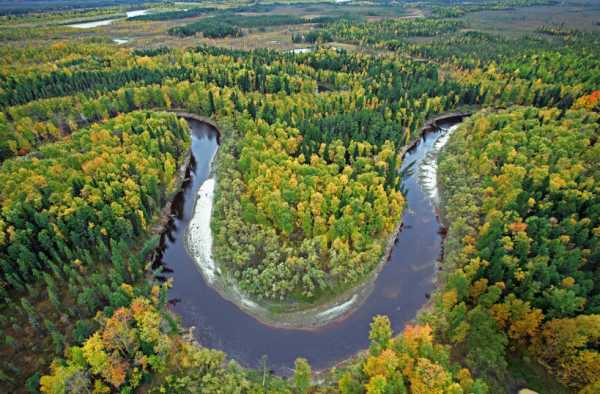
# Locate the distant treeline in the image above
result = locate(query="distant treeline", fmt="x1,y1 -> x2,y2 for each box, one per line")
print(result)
430,0 -> 558,18
128,7 -> 217,21
294,18 -> 465,45
168,14 -> 310,38
0,0 -> 159,16
227,2 -> 340,13
168,18 -> 243,39
131,46 -> 171,57
0,66 -> 192,108
536,23 -> 579,36
308,14 -> 364,24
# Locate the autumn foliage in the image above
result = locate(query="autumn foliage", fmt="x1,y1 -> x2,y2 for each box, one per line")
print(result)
574,90 -> 600,111
40,294 -> 253,393
437,107 -> 600,389
338,316 -> 488,394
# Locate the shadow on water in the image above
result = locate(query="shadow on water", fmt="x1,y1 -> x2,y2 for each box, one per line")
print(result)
155,118 -> 456,374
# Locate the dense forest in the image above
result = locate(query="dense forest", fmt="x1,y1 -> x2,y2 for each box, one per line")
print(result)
294,18 -> 465,45
437,107 -> 600,390
0,0 -> 598,392
168,15 -> 313,38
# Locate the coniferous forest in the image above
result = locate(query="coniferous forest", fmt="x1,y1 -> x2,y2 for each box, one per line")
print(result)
0,0 -> 598,393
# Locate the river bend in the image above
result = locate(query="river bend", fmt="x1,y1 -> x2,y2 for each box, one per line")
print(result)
156,118 -> 458,373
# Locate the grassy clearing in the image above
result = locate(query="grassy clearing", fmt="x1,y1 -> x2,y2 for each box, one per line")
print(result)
463,2 -> 600,36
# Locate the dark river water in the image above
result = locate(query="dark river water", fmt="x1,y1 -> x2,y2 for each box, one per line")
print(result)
156,118 -> 451,374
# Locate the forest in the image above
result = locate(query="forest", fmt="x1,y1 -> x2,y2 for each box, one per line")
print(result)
437,107 -> 600,390
0,0 -> 599,393
168,15 -> 318,38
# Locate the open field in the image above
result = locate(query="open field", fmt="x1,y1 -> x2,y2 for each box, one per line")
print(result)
464,1 -> 600,35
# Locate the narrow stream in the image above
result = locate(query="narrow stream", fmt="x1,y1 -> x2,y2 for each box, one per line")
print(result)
156,118 -> 458,374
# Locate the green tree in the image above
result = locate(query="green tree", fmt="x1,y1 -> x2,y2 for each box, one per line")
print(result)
369,315 -> 392,355
294,358 -> 312,394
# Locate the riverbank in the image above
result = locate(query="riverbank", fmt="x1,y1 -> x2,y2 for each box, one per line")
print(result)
182,111 -> 469,329
178,114 -> 380,329
184,174 -> 373,329
149,112 -> 219,267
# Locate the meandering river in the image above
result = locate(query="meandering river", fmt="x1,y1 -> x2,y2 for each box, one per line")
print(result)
155,117 -> 459,374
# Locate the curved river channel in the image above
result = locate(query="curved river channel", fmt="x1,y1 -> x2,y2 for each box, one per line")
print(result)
155,117 -> 459,374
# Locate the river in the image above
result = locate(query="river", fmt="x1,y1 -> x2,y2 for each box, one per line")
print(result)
155,117 -> 459,374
